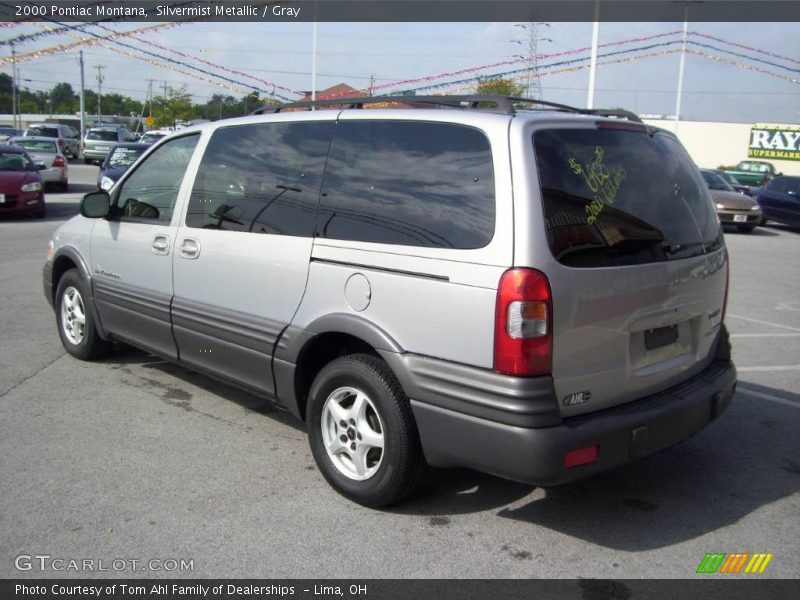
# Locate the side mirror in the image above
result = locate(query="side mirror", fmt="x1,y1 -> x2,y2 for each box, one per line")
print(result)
80,191 -> 111,218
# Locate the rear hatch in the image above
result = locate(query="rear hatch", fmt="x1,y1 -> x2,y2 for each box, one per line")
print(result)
85,130 -> 118,154
530,121 -> 727,417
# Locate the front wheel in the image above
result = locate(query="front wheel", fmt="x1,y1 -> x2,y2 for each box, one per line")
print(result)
737,225 -> 756,233
55,269 -> 110,360
307,354 -> 424,507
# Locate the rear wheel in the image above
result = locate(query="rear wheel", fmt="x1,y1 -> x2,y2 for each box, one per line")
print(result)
55,269 -> 111,360
307,354 -> 424,507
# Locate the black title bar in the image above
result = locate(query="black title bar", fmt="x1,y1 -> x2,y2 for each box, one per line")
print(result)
0,1 -> 799,23
3,579 -> 800,600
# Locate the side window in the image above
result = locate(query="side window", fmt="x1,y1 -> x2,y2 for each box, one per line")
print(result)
185,121 -> 334,236
115,134 -> 199,223
317,121 -> 495,249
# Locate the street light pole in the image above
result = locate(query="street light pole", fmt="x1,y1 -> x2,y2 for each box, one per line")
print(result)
587,1 -> 600,109
674,4 -> 690,133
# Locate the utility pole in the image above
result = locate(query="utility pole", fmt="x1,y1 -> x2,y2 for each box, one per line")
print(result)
368,75 -> 375,96
145,79 -> 156,117
79,50 -> 85,143
513,21 -> 551,99
95,65 -> 105,123
163,80 -> 169,98
10,42 -> 17,129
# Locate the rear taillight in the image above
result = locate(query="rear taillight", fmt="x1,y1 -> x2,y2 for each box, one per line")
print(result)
53,156 -> 65,168
494,268 -> 552,376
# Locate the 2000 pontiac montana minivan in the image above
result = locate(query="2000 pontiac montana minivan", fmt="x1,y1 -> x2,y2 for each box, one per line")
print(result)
44,96 -> 736,507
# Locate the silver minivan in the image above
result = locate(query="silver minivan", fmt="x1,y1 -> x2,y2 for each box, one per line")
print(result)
83,126 -> 135,164
43,96 -> 736,506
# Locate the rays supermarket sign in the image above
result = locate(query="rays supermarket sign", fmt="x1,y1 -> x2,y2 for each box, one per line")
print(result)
748,125 -> 800,161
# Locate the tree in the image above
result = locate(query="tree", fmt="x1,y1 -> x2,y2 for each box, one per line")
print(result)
151,85 -> 198,128
51,82 -> 78,114
475,78 -> 525,98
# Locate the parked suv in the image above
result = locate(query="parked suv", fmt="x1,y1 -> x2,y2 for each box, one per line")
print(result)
43,96 -> 736,507
83,126 -> 134,164
23,122 -> 80,158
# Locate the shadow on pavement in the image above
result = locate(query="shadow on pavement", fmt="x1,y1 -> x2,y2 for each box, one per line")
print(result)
98,344 -> 305,433
492,382 -> 799,550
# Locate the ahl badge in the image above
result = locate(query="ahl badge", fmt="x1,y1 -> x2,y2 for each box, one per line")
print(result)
563,391 -> 591,407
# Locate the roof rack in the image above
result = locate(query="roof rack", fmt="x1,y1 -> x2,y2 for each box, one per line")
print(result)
252,94 -> 643,124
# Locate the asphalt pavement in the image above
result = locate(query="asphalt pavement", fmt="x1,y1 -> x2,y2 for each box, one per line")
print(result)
1,163 -> 798,579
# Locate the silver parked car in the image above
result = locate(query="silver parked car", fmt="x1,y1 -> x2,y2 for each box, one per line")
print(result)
43,95 -> 736,507
10,136 -> 69,191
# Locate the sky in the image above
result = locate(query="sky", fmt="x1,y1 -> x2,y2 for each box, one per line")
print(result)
2,20 -> 799,124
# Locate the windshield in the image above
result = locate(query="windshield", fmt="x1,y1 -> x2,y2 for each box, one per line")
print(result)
87,130 -> 118,141
737,162 -> 769,173
534,127 -> 722,268
26,126 -> 59,138
701,170 -> 734,192
107,146 -> 145,168
14,139 -> 58,153
0,152 -> 33,171
718,171 -> 742,186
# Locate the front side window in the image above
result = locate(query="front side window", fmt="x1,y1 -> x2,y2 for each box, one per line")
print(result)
115,134 -> 199,223
186,121 -> 334,236
535,127 -> 722,267
317,121 -> 495,249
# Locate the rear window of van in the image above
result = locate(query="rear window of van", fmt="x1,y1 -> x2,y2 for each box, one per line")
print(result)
534,127 -> 722,267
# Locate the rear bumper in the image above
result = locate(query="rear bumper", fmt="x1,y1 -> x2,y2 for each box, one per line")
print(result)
392,353 -> 736,486
83,149 -> 110,160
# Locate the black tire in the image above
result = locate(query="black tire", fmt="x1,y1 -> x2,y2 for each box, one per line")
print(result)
307,354 -> 425,507
55,269 -> 111,360
59,180 -> 68,192
83,157 -> 92,165
34,201 -> 45,218
737,225 -> 756,233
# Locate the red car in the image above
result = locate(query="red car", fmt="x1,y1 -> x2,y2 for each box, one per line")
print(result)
0,144 -> 45,218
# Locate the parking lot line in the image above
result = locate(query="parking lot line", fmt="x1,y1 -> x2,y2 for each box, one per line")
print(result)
736,365 -> 800,372
737,387 -> 800,410
731,333 -> 800,338
727,314 -> 800,333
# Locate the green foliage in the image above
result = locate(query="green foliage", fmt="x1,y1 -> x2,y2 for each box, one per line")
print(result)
151,86 -> 198,128
475,78 -> 525,98
1,78 -> 275,122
